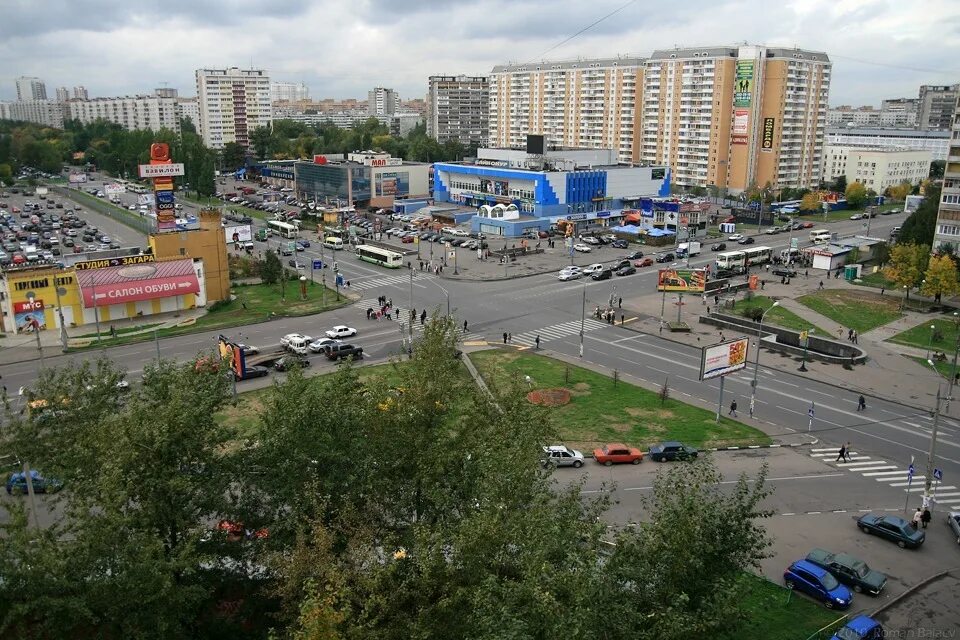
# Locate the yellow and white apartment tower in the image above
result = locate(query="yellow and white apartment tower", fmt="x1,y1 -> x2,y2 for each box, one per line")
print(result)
932,93 -> 960,252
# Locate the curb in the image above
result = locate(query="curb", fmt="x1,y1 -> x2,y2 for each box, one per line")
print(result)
870,568 -> 960,618
707,441 -> 816,452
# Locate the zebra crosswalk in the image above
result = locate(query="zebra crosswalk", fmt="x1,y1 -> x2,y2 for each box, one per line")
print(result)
349,272 -> 433,291
810,448 -> 960,511
510,318 -> 610,347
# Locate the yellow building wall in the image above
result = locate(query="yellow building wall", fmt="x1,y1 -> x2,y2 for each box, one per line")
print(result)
710,59 -> 736,189
148,209 -> 230,303
3,268 -> 83,334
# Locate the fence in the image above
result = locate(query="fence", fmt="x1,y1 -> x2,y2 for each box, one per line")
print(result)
52,185 -> 156,236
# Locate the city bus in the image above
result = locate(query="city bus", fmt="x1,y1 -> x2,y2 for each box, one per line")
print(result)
356,244 -> 403,269
715,250 -> 746,272
809,228 -> 831,244
267,219 -> 299,239
742,245 -> 773,266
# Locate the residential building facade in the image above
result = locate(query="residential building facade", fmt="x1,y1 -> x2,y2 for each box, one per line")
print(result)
16,76 -> 47,101
820,145 -> 931,190
271,81 -> 310,103
426,75 -> 489,146
488,57 -> 644,163
368,87 -> 399,116
0,100 -> 64,128
824,126 -> 951,161
195,67 -> 272,149
918,84 -> 959,131
933,94 -> 960,251
66,93 -> 181,133
176,97 -> 200,129
640,45 -> 831,192
72,86 -> 89,101
55,87 -> 70,102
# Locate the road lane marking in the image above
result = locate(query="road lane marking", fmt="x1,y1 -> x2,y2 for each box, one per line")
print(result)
863,470 -> 911,477
845,465 -> 898,472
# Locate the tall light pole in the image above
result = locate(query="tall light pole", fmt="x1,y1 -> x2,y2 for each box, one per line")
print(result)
750,301 -> 779,417
579,278 -> 586,358
926,323 -> 936,361
798,327 -> 814,372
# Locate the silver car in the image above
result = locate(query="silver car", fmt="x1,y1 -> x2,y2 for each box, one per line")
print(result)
542,445 -> 584,468
948,511 -> 960,544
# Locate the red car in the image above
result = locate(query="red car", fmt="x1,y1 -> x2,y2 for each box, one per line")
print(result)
401,235 -> 414,243
593,443 -> 644,466
802,222 -> 814,228
635,257 -> 654,267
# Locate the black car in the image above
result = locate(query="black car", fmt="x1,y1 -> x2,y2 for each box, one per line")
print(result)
616,265 -> 637,276
771,267 -> 797,277
804,548 -> 888,595
856,514 -> 925,549
648,441 -> 699,462
613,260 -> 632,271
655,252 -> 675,263
235,365 -> 270,381
591,269 -> 613,281
710,242 -> 727,251
738,236 -> 755,245
626,251 -> 644,260
326,344 -> 363,361
274,356 -> 311,372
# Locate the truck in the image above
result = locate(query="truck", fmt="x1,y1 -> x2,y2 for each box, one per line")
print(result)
676,241 -> 701,257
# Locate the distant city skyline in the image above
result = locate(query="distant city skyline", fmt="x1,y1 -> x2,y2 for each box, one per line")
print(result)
1,1 -> 958,106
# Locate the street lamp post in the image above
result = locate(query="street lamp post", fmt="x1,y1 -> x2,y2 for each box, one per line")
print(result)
798,327 -> 815,372
926,324 -> 936,361
750,301 -> 779,417
579,278 -> 587,358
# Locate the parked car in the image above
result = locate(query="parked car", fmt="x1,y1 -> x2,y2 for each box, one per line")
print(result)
542,445 -> 584,468
235,365 -> 270,381
804,548 -> 887,595
274,355 -> 311,372
771,267 -> 798,278
829,615 -> 885,640
593,443 -> 643,466
850,213 -> 864,220
325,343 -> 363,361
573,243 -> 592,253
635,257 -> 654,267
591,269 -> 613,281
856,513 -> 925,548
611,239 -> 629,249
783,560 -> 853,609
738,236 -> 755,245
6,470 -> 62,495
648,441 -> 698,462
728,233 -> 744,241
616,265 -> 636,276
947,510 -> 960,543
580,236 -> 600,245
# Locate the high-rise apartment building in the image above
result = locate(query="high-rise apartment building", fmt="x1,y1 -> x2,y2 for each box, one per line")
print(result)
932,94 -> 960,251
640,45 -> 831,191
55,87 -> 70,102
426,75 -> 489,146
72,86 -> 89,100
880,98 -> 918,127
15,76 -> 47,101
66,93 -> 181,133
368,87 -> 399,117
176,97 -> 200,129
0,100 -> 64,127
918,84 -> 959,131
488,57 -> 644,163
195,67 -> 272,149
271,81 -> 309,103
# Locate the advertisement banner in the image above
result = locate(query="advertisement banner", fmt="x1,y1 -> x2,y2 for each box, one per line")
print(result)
74,254 -> 156,270
225,224 -> 253,244
157,212 -> 177,232
218,335 -> 246,378
14,299 -> 45,333
68,173 -> 88,184
156,191 -> 175,204
138,163 -> 186,178
762,117 -> 776,151
733,108 -> 750,145
699,338 -> 750,381
104,183 -> 125,195
734,60 -> 754,107
82,273 -> 200,306
657,268 -> 708,293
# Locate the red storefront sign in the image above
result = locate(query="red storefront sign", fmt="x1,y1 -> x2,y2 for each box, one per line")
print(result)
76,259 -> 201,307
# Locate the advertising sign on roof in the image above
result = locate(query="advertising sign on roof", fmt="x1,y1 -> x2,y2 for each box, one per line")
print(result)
138,163 -> 186,178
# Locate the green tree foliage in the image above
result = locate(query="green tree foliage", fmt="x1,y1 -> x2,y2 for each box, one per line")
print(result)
832,175 -> 847,193
930,160 -> 945,179
800,192 -> 821,212
887,182 -> 912,201
921,254 -> 960,301
261,250 -> 282,285
885,243 -> 930,298
845,181 -> 868,209
873,241 -> 891,267
899,182 -> 941,247
220,141 -> 247,171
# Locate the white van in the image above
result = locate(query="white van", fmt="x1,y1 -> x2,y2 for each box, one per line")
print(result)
809,229 -> 831,244
323,237 -> 344,250
286,335 -> 311,355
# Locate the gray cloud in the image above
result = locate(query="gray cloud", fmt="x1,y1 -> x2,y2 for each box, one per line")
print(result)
1,0 -> 958,106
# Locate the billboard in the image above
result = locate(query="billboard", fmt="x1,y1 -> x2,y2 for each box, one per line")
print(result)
138,163 -> 186,178
218,335 -> 246,378
657,268 -> 708,293
734,60 -> 754,107
74,254 -> 156,270
225,224 -> 253,244
762,117 -> 775,151
104,183 -> 125,195
733,109 -> 750,146
699,338 -> 750,381
14,300 -> 45,334
69,173 -> 88,184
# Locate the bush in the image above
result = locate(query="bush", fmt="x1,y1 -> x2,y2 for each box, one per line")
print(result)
743,306 -> 766,321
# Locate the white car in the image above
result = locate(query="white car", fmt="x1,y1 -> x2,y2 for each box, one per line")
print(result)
574,243 -> 592,253
238,343 -> 259,355
308,337 -> 341,353
325,325 -> 357,339
558,270 -> 582,281
127,205 -> 137,211
450,229 -> 469,237
580,236 -> 600,245
728,233 -> 744,241
280,333 -> 312,347
850,213 -> 864,220
582,263 -> 605,274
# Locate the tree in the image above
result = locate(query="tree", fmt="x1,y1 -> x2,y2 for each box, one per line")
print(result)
887,181 -> 912,202
930,160 -> 946,179
921,254 -> 960,303
261,250 -> 282,285
250,126 -> 273,160
900,182 -> 941,247
800,192 -> 820,212
845,247 -> 861,265
845,181 -> 868,209
220,142 -> 247,171
885,243 -> 930,299
873,241 -> 891,268
831,175 -> 847,193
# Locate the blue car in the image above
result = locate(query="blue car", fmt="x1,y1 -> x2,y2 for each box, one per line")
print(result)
6,470 -> 63,495
830,615 -> 884,640
784,560 -> 853,609
296,240 -> 310,249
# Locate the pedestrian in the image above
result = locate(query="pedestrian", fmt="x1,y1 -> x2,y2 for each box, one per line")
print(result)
346,281 -> 350,288
848,328 -> 854,341
837,327 -> 844,339
463,320 -> 468,333
729,400 -> 738,417
503,332 -> 508,345
857,395 -> 866,411
621,314 -> 625,325
421,310 -> 427,325
618,296 -> 623,309
760,280 -> 765,290
110,324 -> 116,338
535,334 -> 541,349
880,287 -> 885,295
852,331 -> 858,344
719,331 -> 725,342
508,332 -> 512,343
912,507 -> 923,529
366,308 -> 372,320
388,298 -> 392,308
714,294 -> 720,305
805,270 -> 809,278
818,280 -> 824,290
749,395 -> 755,418
921,507 -> 931,529
836,443 -> 847,462
2,385 -> 6,396
706,305 -> 711,314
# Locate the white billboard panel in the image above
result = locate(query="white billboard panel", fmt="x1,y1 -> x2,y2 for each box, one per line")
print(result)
225,224 -> 253,243
138,163 -> 186,178
699,338 -> 750,381
104,183 -> 125,195
69,173 -> 87,183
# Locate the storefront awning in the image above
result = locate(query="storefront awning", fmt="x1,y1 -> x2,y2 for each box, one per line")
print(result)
623,212 -> 643,223
76,258 -> 200,307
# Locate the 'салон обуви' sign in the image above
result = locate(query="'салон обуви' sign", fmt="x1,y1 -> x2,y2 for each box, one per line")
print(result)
74,254 -> 156,271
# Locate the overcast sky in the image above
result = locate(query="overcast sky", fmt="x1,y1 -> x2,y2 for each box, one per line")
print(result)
2,0 -> 959,107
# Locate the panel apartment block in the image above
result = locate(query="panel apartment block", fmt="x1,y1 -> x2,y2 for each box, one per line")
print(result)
195,67 -> 272,149
427,75 -> 489,146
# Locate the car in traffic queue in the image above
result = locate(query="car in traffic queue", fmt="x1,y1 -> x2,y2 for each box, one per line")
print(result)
737,236 -> 755,245
856,513 -> 925,549
829,615 -> 885,640
728,233 -> 744,241
634,257 -> 654,267
616,265 -> 636,276
582,263 -> 605,274
591,268 -> 613,281
541,445 -> 584,468
325,343 -> 364,361
280,333 -> 312,348
274,355 -> 311,372
558,270 -> 581,281
947,510 -> 960,543
783,560 -> 853,609
648,441 -> 698,462
308,338 -> 341,353
593,443 -> 643,466
325,325 -> 357,339
6,470 -> 63,495
655,252 -> 675,263
804,548 -> 887,595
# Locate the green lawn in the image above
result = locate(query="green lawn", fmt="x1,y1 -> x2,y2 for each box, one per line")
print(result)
728,295 -> 828,334
76,322 -> 162,339
890,315 -> 960,352
797,289 -> 902,333
855,270 -> 895,290
469,350 -> 770,450
720,574 -> 843,640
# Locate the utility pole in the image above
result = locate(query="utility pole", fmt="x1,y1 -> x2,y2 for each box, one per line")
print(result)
579,279 -> 586,358
924,387 -> 942,508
